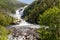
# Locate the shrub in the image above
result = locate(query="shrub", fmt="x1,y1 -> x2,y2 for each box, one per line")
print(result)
38,7 -> 60,40
0,25 -> 9,40
0,12 -> 14,26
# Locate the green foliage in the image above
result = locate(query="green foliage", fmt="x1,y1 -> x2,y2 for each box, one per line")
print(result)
0,25 -> 9,40
22,0 -> 60,24
22,0 -> 60,40
38,7 -> 60,40
0,11 -> 14,40
0,12 -> 14,26
21,0 -> 60,40
0,0 -> 26,13
38,7 -> 60,26
37,27 -> 57,40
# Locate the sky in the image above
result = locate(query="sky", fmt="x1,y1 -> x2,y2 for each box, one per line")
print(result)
18,0 -> 34,4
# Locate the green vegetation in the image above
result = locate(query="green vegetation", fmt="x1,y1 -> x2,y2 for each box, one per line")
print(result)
0,25 -> 9,40
0,12 -> 14,40
0,0 -> 26,13
0,12 -> 14,26
37,7 -> 60,40
22,0 -> 60,24
22,0 -> 60,40
38,7 -> 60,26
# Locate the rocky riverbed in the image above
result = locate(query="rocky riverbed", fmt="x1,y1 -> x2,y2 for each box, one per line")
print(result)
8,26 -> 39,40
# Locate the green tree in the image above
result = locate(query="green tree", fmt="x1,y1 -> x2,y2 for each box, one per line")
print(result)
38,7 -> 60,40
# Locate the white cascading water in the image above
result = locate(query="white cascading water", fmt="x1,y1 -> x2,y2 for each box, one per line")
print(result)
9,5 -> 40,28
14,5 -> 32,26
8,5 -> 40,40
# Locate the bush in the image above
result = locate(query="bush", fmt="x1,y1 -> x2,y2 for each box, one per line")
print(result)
38,7 -> 60,40
38,7 -> 60,26
0,12 -> 14,40
0,12 -> 14,26
0,25 -> 9,40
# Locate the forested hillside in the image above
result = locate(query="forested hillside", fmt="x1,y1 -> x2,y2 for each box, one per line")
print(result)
22,0 -> 60,40
0,0 -> 27,13
22,0 -> 60,24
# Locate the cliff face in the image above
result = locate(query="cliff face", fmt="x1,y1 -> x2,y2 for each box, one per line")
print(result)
22,0 -> 60,24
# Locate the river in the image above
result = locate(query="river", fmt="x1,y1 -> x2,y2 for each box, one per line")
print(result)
7,5 -> 40,40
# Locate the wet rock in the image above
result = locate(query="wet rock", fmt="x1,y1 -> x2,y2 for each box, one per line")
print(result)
8,27 -> 39,40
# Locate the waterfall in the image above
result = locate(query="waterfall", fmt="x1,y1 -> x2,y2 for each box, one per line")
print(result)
15,5 -> 32,26
7,5 -> 40,40
15,7 -> 24,20
15,5 -> 28,19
